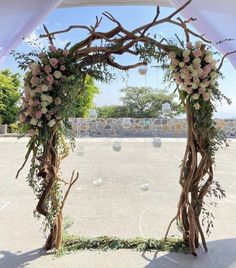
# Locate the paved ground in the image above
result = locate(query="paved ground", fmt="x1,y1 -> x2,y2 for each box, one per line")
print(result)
0,137 -> 236,268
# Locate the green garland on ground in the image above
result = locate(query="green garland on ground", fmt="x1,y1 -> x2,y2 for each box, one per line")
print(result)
59,235 -> 188,255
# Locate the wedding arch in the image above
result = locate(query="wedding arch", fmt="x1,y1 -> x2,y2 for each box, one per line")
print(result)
15,0 -> 231,256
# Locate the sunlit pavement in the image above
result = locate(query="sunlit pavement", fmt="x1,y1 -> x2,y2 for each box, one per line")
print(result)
0,137 -> 236,268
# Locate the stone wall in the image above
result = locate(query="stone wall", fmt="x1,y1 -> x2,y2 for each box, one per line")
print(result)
71,118 -> 236,138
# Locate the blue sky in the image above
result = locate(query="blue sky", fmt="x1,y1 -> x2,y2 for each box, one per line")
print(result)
1,5 -> 236,118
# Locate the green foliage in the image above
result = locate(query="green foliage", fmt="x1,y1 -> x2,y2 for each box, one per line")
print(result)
96,105 -> 130,118
60,235 -> 188,255
96,87 -> 183,118
75,75 -> 99,118
0,69 -> 21,124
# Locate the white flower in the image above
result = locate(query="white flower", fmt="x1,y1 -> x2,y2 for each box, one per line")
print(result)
192,93 -> 200,100
30,91 -> 36,97
41,94 -> 48,101
193,102 -> 201,110
53,71 -> 62,79
193,58 -> 201,65
46,96 -> 53,103
172,73 -> 180,79
169,65 -> 175,71
38,121 -> 42,127
41,101 -> 48,108
30,118 -> 38,125
204,54 -> 213,63
210,71 -> 218,79
41,107 -> 48,114
195,40 -> 203,49
183,49 -> 191,57
179,62 -> 185,68
41,85 -> 48,92
48,119 -> 56,128
207,89 -> 213,96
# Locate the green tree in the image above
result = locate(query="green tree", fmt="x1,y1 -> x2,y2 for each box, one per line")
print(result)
0,69 -> 21,124
96,105 -> 129,118
120,86 -> 183,118
75,75 -> 99,117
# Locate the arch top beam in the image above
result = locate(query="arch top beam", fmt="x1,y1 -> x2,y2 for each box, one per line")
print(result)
58,0 -> 172,8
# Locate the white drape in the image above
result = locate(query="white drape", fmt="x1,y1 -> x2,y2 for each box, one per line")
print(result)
170,0 -> 236,68
0,0 -> 62,62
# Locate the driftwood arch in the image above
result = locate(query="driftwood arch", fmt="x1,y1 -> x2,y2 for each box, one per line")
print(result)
16,0 -> 229,256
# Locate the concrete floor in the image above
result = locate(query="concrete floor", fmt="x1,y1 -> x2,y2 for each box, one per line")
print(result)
0,137 -> 236,268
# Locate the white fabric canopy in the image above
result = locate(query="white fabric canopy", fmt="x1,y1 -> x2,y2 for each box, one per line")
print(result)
170,0 -> 236,68
0,0 -> 62,62
1,0 -> 236,68
59,0 -> 171,8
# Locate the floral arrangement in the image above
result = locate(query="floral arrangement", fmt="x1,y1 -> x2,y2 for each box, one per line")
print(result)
168,41 -> 219,110
19,45 -> 80,137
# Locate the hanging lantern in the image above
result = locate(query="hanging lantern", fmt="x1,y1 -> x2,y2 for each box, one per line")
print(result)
144,119 -> 151,127
89,109 -> 98,119
138,65 -> 148,75
140,182 -> 150,191
122,117 -> 132,129
162,102 -> 171,115
112,140 -> 122,152
93,178 -> 103,186
152,137 -> 162,148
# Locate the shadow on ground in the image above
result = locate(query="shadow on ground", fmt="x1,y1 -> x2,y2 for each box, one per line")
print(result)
0,248 -> 48,268
142,238 -> 236,268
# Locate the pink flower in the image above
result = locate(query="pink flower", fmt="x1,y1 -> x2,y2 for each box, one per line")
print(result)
44,65 -> 52,74
54,97 -> 62,105
60,65 -> 66,71
49,58 -> 58,67
198,88 -> 206,94
28,99 -> 34,106
49,45 -> 57,52
30,76 -> 40,86
183,57 -> 190,63
176,78 -> 183,85
62,50 -> 69,57
169,51 -> 176,59
203,64 -> 212,74
46,74 -> 54,83
193,49 -> 202,58
186,42 -> 193,49
202,93 -> 210,101
185,87 -> 193,94
35,111 -> 43,119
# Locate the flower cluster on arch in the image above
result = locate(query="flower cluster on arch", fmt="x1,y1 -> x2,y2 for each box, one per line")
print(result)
19,45 -> 75,136
169,41 -> 219,110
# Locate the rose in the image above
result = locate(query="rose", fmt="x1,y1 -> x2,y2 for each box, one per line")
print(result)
37,121 -> 42,127
49,45 -> 57,52
48,119 -> 56,128
54,97 -> 62,105
30,76 -> 40,86
28,99 -> 34,106
62,50 -> 69,57
41,107 -> 48,114
30,118 -> 38,125
46,74 -> 54,83
60,65 -> 66,71
191,93 -> 200,100
204,54 -> 213,63
29,62 -> 38,70
49,58 -> 58,66
53,71 -> 62,79
198,88 -> 206,94
46,96 -> 53,103
193,49 -> 202,58
44,65 -> 52,74
210,71 -> 218,79
193,102 -> 201,110
195,40 -> 203,49
193,58 -> 201,65
41,85 -> 49,92
169,51 -> 176,59
38,52 -> 46,59
35,111 -> 42,119
179,62 -> 185,68
202,93 -> 210,101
